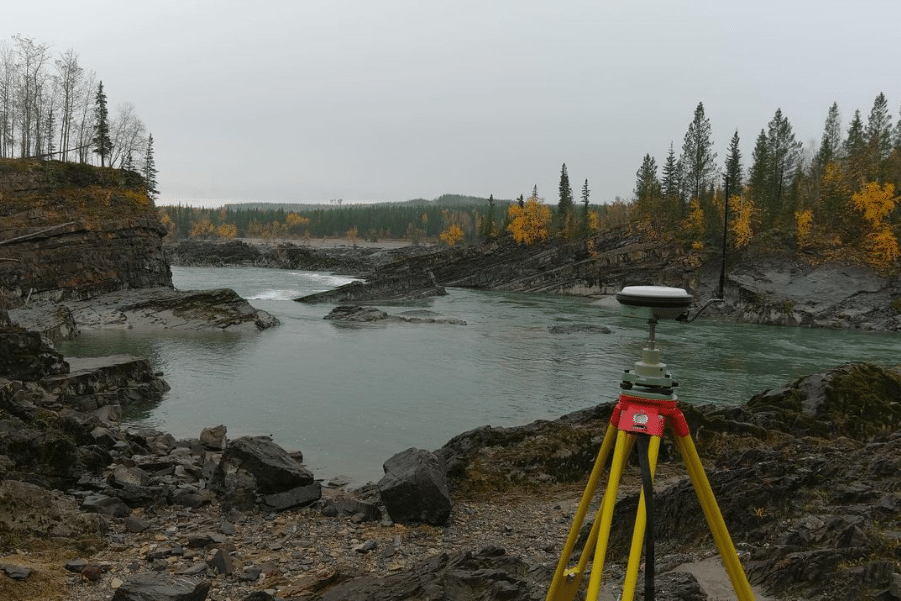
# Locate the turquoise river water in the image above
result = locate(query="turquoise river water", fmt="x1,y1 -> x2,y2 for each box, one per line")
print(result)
56,266 -> 899,484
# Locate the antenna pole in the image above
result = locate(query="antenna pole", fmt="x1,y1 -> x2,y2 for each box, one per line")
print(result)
718,176 -> 729,300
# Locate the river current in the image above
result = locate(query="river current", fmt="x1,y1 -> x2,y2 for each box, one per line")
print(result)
57,266 -> 899,484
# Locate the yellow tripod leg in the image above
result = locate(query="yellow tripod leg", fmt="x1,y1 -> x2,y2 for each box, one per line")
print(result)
585,429 -> 632,601
546,423 -> 617,601
564,435 -> 635,597
621,434 -> 661,601
675,434 -> 755,601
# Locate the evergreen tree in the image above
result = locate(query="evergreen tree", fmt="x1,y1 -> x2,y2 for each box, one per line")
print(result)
634,154 -> 662,229
580,179 -> 590,235
557,163 -> 573,235
865,92 -> 893,180
894,100 -> 901,152
92,80 -> 113,167
143,133 -> 158,200
844,109 -> 867,184
483,194 -> 495,240
765,108 -> 802,223
725,130 -> 743,195
816,102 -> 843,169
680,102 -> 717,203
747,129 -> 770,217
660,142 -> 682,223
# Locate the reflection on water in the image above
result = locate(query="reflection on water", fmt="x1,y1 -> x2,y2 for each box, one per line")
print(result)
57,266 -> 900,484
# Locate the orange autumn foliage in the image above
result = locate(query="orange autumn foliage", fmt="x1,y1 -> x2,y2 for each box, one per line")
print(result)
507,196 -> 552,244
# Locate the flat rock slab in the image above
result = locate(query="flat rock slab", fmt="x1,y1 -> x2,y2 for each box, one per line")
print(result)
10,287 -> 278,335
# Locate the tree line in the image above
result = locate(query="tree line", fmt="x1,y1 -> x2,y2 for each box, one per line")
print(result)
632,96 -> 901,267
157,191 -> 632,248
0,35 -> 157,196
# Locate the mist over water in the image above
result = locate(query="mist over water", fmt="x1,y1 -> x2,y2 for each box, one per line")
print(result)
57,266 -> 900,485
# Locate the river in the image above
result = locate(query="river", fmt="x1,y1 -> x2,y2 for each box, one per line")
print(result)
56,266 -> 899,485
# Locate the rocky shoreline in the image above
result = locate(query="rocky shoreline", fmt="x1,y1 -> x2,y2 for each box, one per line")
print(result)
164,238 -> 901,332
1,306 -> 900,600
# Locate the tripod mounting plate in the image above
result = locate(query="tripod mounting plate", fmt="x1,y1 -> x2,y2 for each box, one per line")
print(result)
616,286 -> 693,321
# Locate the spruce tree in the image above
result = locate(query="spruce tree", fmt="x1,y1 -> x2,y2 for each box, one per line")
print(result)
765,108 -> 802,222
844,110 -> 867,183
680,102 -> 717,203
661,143 -> 682,223
725,130 -> 743,196
634,154 -> 661,225
92,81 -> 113,167
558,163 -> 573,235
748,129 -> 770,218
894,101 -> 901,152
484,194 -> 495,240
817,102 -> 843,169
865,92 -> 893,179
143,133 -> 158,200
581,179 -> 590,235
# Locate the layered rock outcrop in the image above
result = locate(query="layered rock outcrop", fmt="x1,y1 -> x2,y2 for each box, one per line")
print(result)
0,159 -> 171,306
290,234 -> 901,331
0,160 -> 277,335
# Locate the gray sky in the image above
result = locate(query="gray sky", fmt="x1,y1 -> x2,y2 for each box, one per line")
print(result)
8,1 -> 901,207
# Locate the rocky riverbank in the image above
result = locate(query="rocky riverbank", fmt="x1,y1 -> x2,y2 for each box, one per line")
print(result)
8,287 -> 279,340
2,309 -> 900,600
164,236 -> 901,332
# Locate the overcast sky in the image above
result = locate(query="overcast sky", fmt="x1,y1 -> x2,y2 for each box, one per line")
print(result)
7,1 -> 901,207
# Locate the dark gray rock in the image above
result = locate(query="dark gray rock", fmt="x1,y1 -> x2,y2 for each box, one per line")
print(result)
324,305 -> 390,321
547,323 -> 612,334
324,304 -> 467,325
261,482 -> 322,512
0,562 -> 34,581
0,329 -> 69,380
171,486 -> 212,509
636,571 -> 707,601
110,574 -> 211,601
315,547 -> 531,601
378,447 -> 452,526
125,516 -> 151,533
318,494 -> 382,522
210,435 -> 315,510
209,548 -> 234,576
82,493 -> 130,517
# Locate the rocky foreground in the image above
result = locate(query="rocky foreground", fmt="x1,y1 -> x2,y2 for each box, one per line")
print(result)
1,306 -> 900,601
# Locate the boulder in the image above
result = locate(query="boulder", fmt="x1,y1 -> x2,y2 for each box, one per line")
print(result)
261,483 -> 322,512
82,493 -> 130,517
210,436 -> 315,510
199,424 -> 227,450
378,447 -> 452,526
318,494 -> 382,522
110,574 -> 211,601
324,305 -> 467,325
0,328 -> 69,380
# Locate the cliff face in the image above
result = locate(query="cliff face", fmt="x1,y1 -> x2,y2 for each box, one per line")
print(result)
0,159 -> 171,307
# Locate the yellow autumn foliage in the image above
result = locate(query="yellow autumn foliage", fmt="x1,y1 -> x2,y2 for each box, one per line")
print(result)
439,223 -> 464,248
507,196 -> 552,244
217,223 -> 238,239
730,195 -> 754,248
851,182 -> 900,268
852,182 -> 898,225
794,208 -> 813,248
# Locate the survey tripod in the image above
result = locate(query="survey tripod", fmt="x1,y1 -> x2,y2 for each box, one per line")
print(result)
546,286 -> 754,601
